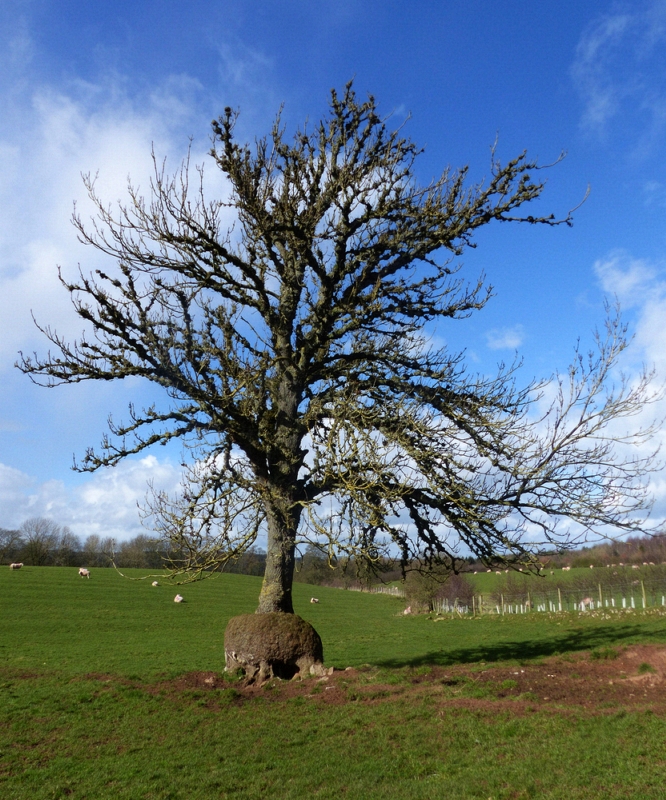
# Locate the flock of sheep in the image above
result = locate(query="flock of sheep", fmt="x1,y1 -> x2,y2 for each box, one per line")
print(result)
9,564 -> 323,607
475,562 -> 659,576
9,564 -> 188,602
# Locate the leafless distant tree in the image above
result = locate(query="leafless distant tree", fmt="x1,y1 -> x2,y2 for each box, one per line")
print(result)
19,517 -> 63,566
53,527 -> 81,566
0,528 -> 24,564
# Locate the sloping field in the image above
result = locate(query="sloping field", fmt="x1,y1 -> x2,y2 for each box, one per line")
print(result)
3,567 -> 666,798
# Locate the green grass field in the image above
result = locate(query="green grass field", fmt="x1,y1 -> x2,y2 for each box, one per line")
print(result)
3,567 -> 666,798
467,564 -> 663,593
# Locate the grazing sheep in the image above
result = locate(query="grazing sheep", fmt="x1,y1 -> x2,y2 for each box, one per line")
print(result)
174,594 -> 184,603
9,562 -> 23,570
589,565 -> 594,569
562,566 -> 571,571
151,581 -> 159,587
78,568 -> 90,579
310,597 -> 319,604
403,605 -> 412,615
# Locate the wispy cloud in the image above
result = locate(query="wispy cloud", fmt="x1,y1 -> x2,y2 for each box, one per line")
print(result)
485,325 -> 524,350
571,12 -> 634,133
571,1 -> 666,147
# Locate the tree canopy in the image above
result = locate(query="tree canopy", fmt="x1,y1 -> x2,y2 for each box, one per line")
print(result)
19,84 -> 663,615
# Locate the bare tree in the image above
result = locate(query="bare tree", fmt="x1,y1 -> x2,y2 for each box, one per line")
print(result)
116,534 -> 164,569
81,534 -> 115,567
0,528 -> 24,564
18,84 -> 663,674
53,527 -> 81,566
19,517 -> 62,566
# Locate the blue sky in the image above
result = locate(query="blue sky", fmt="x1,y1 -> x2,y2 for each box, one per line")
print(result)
1,0 -> 666,541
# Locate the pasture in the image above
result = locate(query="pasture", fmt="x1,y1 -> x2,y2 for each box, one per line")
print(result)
3,567 -> 666,798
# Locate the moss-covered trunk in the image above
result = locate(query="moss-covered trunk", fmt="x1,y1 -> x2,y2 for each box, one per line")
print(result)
257,498 -> 300,613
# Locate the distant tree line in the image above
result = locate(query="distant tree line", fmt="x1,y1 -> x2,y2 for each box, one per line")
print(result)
5,517 -> 664,588
0,517 -> 268,573
0,518 -> 161,569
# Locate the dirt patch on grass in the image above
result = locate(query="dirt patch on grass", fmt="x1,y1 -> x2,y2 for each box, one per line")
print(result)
130,643 -> 666,713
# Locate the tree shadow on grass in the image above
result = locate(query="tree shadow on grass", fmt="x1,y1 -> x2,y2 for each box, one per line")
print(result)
376,623 -> 666,668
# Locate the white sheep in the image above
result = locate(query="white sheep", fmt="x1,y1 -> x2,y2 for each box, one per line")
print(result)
174,594 -> 184,603
78,568 -> 91,579
403,605 -> 412,615
151,581 -> 159,587
310,597 -> 319,603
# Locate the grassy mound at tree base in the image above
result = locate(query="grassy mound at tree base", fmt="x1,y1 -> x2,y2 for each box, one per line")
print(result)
224,612 -> 324,680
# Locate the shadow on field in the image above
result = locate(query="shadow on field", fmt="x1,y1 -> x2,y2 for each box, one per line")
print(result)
376,623 -> 665,668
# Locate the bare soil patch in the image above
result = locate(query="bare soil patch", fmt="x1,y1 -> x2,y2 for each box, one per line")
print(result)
133,644 -> 666,713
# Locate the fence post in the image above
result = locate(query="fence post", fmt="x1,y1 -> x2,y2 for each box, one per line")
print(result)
558,587 -> 562,612
641,581 -> 647,609
501,594 -> 504,615
598,583 -> 603,607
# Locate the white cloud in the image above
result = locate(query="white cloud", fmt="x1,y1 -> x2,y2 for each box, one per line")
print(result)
593,247 -> 666,372
0,455 -> 182,541
0,73 -> 230,369
589,248 -> 666,519
593,249 -> 660,306
485,324 -> 524,350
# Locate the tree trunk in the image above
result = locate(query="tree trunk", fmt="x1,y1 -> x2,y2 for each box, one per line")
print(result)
257,499 -> 300,613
